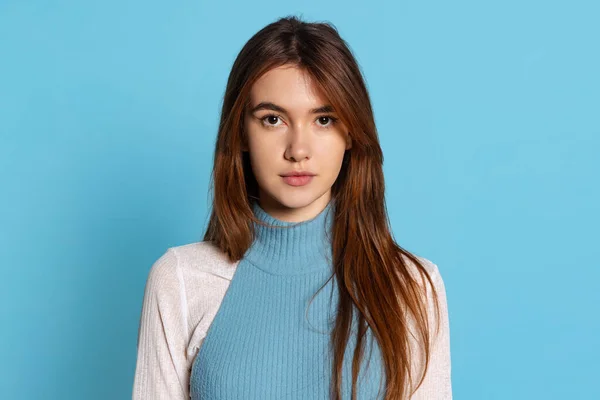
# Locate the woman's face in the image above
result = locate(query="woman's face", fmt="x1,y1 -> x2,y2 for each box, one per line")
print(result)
243,64 -> 351,222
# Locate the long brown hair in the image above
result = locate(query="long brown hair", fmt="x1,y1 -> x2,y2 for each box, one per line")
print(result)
203,15 -> 442,400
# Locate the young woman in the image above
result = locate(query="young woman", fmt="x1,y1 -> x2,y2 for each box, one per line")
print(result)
133,15 -> 452,400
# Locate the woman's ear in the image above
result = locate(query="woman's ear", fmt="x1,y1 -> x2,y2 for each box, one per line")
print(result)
345,133 -> 352,150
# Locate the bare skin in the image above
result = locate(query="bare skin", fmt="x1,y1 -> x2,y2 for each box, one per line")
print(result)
243,64 -> 352,223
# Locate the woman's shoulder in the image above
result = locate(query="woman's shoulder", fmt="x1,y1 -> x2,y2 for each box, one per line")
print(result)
400,252 -> 444,284
168,240 -> 240,280
400,252 -> 449,311
143,241 -> 239,304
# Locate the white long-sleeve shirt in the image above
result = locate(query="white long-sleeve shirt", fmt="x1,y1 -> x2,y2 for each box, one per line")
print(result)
132,241 -> 452,399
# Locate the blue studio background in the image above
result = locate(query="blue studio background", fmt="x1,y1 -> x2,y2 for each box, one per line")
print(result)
1,1 -> 598,399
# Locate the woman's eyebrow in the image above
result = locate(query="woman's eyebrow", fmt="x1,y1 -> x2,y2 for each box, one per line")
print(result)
250,102 -> 335,114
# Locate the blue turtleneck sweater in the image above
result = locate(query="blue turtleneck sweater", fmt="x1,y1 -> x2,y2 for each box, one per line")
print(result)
189,199 -> 386,399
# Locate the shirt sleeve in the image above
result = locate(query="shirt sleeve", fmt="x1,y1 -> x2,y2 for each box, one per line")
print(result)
132,248 -> 191,400
410,262 -> 453,399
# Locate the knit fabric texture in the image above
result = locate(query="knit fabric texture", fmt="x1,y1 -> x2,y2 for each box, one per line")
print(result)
132,200 -> 453,399
190,199 -> 387,399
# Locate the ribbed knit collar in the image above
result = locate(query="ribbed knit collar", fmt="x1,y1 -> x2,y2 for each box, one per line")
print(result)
243,199 -> 335,276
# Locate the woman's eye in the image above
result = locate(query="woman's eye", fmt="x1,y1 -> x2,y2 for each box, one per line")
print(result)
317,116 -> 338,127
260,114 -> 338,128
261,115 -> 282,127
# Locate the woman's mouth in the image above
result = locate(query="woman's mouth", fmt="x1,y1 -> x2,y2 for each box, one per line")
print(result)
281,175 -> 314,186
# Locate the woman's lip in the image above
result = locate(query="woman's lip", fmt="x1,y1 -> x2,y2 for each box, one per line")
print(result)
281,172 -> 316,176
281,175 -> 314,186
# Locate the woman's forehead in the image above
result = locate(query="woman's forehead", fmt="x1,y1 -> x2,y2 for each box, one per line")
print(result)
249,66 -> 328,113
